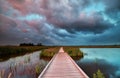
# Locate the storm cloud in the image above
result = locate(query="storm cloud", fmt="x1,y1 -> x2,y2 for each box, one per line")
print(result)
0,0 -> 120,45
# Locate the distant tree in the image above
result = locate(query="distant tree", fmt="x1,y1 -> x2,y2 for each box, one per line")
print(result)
37,43 -> 42,46
20,43 -> 25,46
19,43 -> 34,46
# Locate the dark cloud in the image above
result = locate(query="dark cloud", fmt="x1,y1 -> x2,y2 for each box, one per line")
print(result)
103,0 -> 120,18
53,19 -> 113,34
0,14 -> 17,32
104,0 -> 120,10
0,0 -> 120,45
90,26 -> 120,44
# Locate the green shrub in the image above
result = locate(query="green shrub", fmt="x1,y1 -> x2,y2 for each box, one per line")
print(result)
64,47 -> 83,57
40,47 -> 83,59
35,65 -> 41,74
93,69 -> 105,78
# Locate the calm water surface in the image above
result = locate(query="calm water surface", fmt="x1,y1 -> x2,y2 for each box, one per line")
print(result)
0,51 -> 49,78
76,48 -> 120,78
1,48 -> 120,78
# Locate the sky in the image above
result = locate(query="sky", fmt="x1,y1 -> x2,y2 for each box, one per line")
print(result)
0,0 -> 120,46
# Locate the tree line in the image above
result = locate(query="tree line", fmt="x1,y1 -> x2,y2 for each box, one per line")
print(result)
19,43 -> 43,46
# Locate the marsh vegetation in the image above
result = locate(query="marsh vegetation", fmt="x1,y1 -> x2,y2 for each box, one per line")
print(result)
40,47 -> 84,60
0,51 -> 48,78
1,46 -> 119,78
0,46 -> 52,61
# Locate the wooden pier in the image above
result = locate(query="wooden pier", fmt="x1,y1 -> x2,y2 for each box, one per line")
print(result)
38,47 -> 89,78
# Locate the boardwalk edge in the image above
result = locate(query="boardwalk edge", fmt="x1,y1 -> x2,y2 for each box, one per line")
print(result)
66,53 -> 89,78
38,53 -> 57,78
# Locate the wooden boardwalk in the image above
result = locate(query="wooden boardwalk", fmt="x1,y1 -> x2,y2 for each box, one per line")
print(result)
38,47 -> 89,78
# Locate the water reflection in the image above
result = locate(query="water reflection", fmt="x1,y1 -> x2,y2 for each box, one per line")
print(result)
0,51 -> 49,78
76,48 -> 120,78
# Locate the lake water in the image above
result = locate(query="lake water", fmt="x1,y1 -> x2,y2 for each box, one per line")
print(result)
1,48 -> 120,78
76,48 -> 120,78
0,51 -> 49,78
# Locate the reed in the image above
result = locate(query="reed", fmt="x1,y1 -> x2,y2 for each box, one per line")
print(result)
40,47 -> 83,59
35,65 -> 41,75
63,47 -> 83,57
40,47 -> 60,58
0,46 -> 49,61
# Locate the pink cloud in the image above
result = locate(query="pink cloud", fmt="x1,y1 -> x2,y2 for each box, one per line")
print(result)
0,14 -> 17,32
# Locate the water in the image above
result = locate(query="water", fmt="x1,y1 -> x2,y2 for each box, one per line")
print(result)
1,48 -> 120,78
76,48 -> 120,78
0,51 -> 49,78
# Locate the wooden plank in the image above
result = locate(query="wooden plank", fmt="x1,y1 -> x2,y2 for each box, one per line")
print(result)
38,47 -> 89,78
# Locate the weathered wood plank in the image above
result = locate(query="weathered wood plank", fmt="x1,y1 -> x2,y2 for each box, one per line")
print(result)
38,47 -> 89,78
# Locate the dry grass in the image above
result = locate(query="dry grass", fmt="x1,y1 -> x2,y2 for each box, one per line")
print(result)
0,46 -> 50,61
40,47 -> 83,58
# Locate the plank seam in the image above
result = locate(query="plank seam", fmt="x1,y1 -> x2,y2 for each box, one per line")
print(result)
38,53 -> 57,78
66,53 -> 89,78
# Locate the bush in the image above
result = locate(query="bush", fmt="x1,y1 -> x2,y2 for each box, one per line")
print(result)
93,69 -> 105,78
40,47 -> 83,59
35,65 -> 41,74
